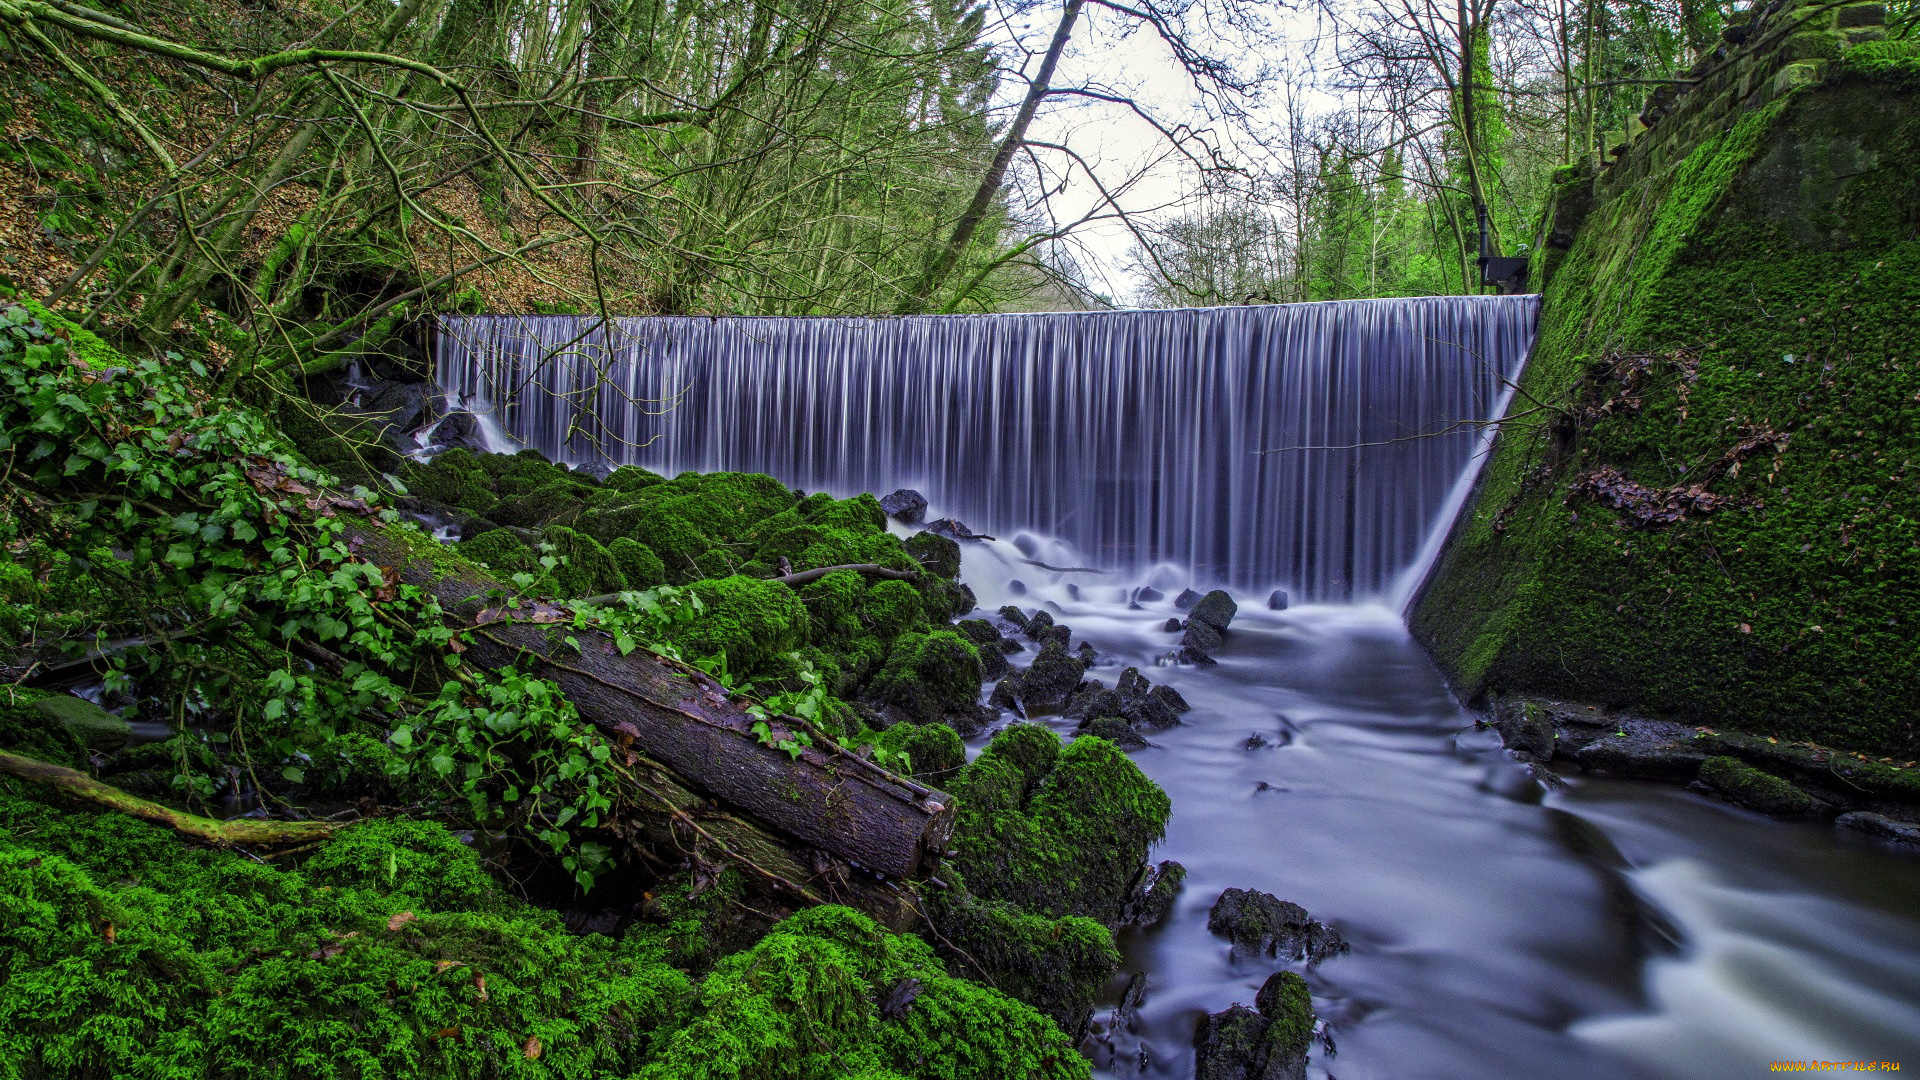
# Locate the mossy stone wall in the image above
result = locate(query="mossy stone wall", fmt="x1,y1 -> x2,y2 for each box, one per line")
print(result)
1414,43 -> 1920,756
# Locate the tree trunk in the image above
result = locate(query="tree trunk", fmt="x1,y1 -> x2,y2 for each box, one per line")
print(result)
0,751 -> 341,847
347,525 -> 957,889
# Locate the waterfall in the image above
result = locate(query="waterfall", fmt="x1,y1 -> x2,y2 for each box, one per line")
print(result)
434,296 -> 1537,601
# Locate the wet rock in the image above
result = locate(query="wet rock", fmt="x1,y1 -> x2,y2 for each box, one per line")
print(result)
427,411 -> 488,453
32,695 -> 130,751
569,460 -> 615,483
998,605 -> 1030,631
1007,579 -> 1027,596
1079,716 -> 1149,750
1014,641 -> 1089,709
1488,700 -> 1557,761
1147,683 -> 1191,715
1696,756 -> 1818,817
1245,733 -> 1272,749
1135,586 -> 1165,603
1836,811 -> 1920,845
1066,583 -> 1081,601
1189,590 -> 1238,632
1175,588 -> 1203,609
1571,728 -> 1710,780
1116,667 -> 1151,700
1022,610 -> 1072,649
1065,681 -> 1125,720
879,488 -> 928,524
1164,617 -> 1185,632
1267,590 -> 1290,611
1075,642 -> 1098,665
1120,860 -> 1186,927
1208,888 -> 1347,964
1117,971 -> 1149,1029
1180,619 -> 1226,665
1193,971 -> 1313,1080
928,517 -> 995,541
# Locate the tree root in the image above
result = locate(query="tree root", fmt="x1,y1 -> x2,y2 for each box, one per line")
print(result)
0,750 -> 341,847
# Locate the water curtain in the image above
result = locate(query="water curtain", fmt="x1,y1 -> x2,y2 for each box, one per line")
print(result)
435,297 -> 1538,600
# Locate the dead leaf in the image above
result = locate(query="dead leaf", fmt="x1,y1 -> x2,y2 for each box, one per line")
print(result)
387,911 -> 417,932
434,1026 -> 461,1040
102,921 -> 116,943
523,1036 -> 542,1060
1738,623 -> 1752,634
433,960 -> 465,975
473,973 -> 489,1002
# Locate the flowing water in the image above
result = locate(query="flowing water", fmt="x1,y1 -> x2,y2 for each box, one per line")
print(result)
441,300 -> 1920,1078
435,298 -> 1534,599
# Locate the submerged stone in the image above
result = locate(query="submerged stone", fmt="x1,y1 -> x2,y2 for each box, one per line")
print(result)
1267,590 -> 1289,611
1697,756 -> 1819,817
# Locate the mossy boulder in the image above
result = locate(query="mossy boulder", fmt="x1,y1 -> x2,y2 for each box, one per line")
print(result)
867,721 -> 966,782
634,904 -> 1089,1080
30,694 -> 129,751
457,528 -> 536,580
609,537 -> 667,590
0,789 -> 692,1079
1698,755 -> 1819,816
1193,971 -> 1315,1080
903,531 -> 962,578
945,724 -> 1171,925
925,891 -> 1119,1040
660,575 -> 810,682
605,464 -> 666,492
542,525 -> 626,597
863,629 -> 984,724
489,478 -> 590,528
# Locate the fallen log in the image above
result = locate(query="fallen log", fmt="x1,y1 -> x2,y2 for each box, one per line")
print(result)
0,750 -> 340,847
347,524 -> 956,888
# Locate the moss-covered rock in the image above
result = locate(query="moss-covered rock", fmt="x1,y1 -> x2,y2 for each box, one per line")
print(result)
0,787 -> 691,1079
661,575 -> 810,682
29,694 -> 130,751
925,891 -> 1119,1040
903,531 -> 962,579
635,904 -> 1089,1080
490,478 -> 590,528
1415,67 -> 1920,756
605,464 -> 666,493
863,629 -> 983,724
1698,755 -> 1820,816
540,525 -> 626,597
458,527 -> 537,580
945,724 -> 1170,925
859,578 -> 928,641
609,537 -> 667,590
867,721 -> 966,782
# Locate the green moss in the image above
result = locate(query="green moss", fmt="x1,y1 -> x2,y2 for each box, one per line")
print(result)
0,689 -> 88,768
866,722 -> 966,782
903,532 -> 962,579
1698,755 -> 1819,816
0,787 -> 692,1079
863,630 -> 982,723
540,525 -> 625,597
1415,73 -> 1920,756
924,892 -> 1118,1038
636,905 -> 1088,1080
945,725 -> 1170,925
660,575 -> 809,681
1255,972 -> 1315,1059
490,479 -> 590,529
858,579 -> 927,641
605,465 -> 667,493
609,537 -> 667,590
459,528 -> 537,580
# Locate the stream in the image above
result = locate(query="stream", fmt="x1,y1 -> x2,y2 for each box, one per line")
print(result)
958,550 -> 1920,1080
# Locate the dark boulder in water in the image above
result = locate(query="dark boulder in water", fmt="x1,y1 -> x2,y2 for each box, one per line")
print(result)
1267,589 -> 1290,611
1193,970 -> 1314,1080
1121,859 -> 1186,928
928,517 -> 994,541
879,488 -> 928,524
1164,617 -> 1185,632
1064,681 -> 1124,720
1135,586 -> 1165,603
1078,716 -> 1148,750
428,410 -> 489,453
1190,590 -> 1238,632
1007,579 -> 1027,596
1175,588 -> 1203,609
1208,888 -> 1347,964
1180,619 -> 1225,664
997,605 -> 1030,631
1022,610 -> 1072,648
1006,640 -> 1087,710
